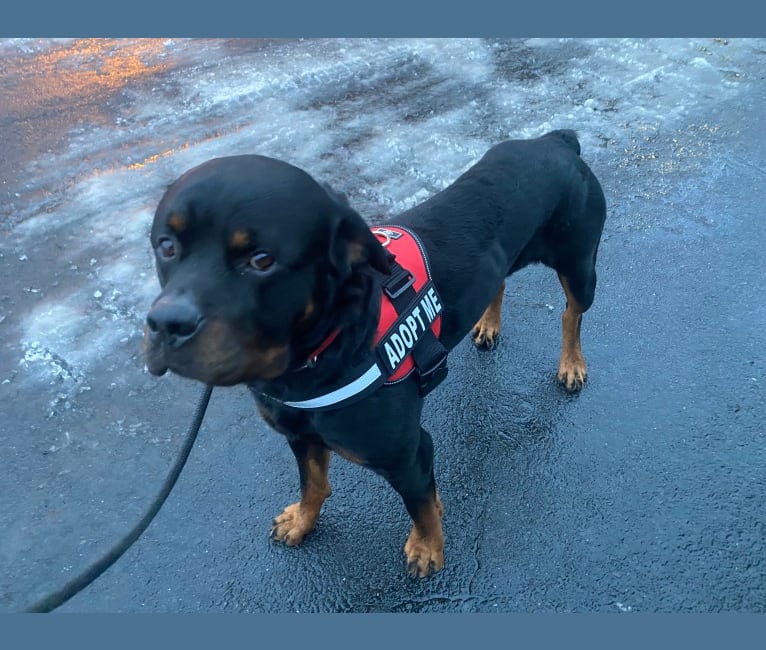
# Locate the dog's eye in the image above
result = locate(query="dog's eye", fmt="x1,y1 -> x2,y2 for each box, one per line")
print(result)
157,237 -> 177,259
249,251 -> 275,271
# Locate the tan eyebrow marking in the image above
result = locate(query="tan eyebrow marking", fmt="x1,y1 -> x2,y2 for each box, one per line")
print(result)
229,230 -> 251,249
168,213 -> 186,233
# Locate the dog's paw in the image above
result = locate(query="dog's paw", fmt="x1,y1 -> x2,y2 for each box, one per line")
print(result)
472,322 -> 500,350
404,530 -> 444,578
270,503 -> 317,546
557,357 -> 587,393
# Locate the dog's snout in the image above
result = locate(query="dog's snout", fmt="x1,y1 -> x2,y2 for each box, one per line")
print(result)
146,297 -> 204,348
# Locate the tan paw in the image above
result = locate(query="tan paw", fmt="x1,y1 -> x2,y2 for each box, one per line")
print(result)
472,321 -> 500,350
404,530 -> 445,578
270,503 -> 317,546
557,357 -> 587,392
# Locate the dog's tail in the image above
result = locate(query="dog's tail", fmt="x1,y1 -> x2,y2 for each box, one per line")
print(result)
548,129 -> 581,156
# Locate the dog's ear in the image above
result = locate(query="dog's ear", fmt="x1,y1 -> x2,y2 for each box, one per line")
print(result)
328,204 -> 390,277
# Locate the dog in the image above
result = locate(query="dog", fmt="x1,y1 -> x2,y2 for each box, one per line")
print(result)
143,129 -> 606,577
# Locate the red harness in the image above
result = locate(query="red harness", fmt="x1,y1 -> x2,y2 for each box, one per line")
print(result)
371,226 -> 443,383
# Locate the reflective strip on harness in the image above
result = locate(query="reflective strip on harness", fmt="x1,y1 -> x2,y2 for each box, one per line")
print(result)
281,362 -> 383,409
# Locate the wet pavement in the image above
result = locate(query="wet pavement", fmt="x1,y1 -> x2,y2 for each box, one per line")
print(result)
0,38 -> 764,612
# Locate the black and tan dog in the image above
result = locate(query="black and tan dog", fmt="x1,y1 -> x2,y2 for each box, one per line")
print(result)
143,129 -> 606,577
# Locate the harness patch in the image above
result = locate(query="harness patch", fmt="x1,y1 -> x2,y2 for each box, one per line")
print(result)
372,226 -> 443,384
378,281 -> 442,376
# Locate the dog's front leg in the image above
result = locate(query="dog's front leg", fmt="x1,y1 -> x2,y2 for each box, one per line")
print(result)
402,490 -> 444,578
387,427 -> 445,578
271,438 -> 332,545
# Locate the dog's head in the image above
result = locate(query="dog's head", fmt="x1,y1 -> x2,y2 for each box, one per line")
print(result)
143,155 -> 389,386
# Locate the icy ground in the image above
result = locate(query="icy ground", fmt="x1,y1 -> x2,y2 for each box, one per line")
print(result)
0,38 -> 756,399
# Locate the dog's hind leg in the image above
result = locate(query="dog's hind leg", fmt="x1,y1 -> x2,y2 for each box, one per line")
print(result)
472,281 -> 505,350
556,268 -> 595,392
271,438 -> 332,545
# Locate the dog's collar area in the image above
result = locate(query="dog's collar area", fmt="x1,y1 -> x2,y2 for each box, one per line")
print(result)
264,225 -> 448,410
301,326 -> 342,369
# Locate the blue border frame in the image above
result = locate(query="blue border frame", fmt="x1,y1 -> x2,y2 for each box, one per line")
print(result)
5,613 -> 766,646
2,3 -> 764,645
2,0 -> 765,36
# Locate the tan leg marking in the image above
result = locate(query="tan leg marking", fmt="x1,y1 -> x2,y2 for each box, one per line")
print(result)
271,446 -> 331,546
557,274 -> 587,392
404,492 -> 444,578
472,281 -> 505,350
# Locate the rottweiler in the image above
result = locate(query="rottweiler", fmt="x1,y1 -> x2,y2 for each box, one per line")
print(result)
143,129 -> 606,577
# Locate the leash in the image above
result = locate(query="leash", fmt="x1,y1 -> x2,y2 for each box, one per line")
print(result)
23,383 -> 214,613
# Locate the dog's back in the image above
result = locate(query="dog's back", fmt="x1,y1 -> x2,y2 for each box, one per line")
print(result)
392,129 -> 606,349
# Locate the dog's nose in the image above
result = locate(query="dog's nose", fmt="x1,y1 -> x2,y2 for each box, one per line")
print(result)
146,297 -> 204,348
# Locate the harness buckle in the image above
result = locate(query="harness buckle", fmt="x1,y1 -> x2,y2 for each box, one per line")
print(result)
383,267 -> 415,300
